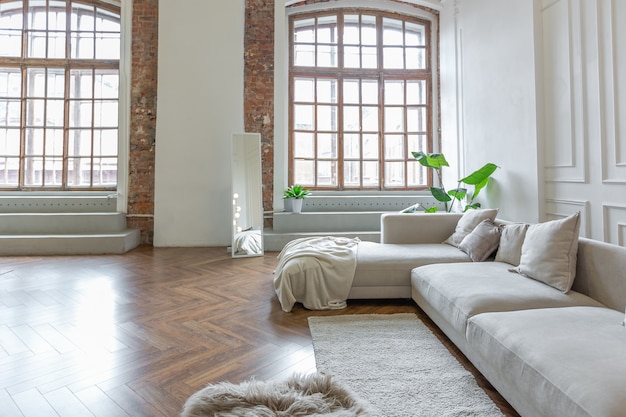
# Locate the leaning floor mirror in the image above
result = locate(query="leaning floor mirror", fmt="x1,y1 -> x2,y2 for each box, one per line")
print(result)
231,132 -> 264,258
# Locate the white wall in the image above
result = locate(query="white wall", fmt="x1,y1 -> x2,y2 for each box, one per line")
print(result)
440,0 -> 541,223
540,0 -> 626,243
154,0 -> 244,246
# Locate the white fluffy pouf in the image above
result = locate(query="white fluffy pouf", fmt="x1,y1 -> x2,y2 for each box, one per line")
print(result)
180,372 -> 372,417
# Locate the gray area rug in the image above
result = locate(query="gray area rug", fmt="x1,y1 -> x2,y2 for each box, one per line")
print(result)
308,313 -> 505,417
180,372 -> 373,417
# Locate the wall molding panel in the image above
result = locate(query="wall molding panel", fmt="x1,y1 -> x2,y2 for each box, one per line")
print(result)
602,204 -> 626,246
546,198 -> 590,238
542,0 -> 587,183
599,0 -> 626,183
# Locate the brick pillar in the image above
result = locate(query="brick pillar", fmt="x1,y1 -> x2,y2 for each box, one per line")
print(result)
127,0 -> 158,244
244,0 -> 275,226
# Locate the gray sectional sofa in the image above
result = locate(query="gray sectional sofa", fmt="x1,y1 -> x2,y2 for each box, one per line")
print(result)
354,210 -> 626,417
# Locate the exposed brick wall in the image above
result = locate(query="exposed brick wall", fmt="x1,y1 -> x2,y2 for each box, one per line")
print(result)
127,0 -> 158,244
244,0 -> 275,226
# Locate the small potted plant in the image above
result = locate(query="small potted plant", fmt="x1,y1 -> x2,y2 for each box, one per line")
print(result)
283,185 -> 311,214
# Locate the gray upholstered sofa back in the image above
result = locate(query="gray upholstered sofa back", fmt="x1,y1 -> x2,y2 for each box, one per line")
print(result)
571,237 -> 626,312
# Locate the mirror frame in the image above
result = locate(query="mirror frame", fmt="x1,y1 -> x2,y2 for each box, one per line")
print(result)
231,133 -> 264,258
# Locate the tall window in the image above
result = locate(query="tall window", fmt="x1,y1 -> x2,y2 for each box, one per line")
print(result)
289,10 -> 433,191
0,0 -> 120,190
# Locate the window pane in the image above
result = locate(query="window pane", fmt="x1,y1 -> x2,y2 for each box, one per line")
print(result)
27,30 -> 47,58
406,47 -> 425,70
71,3 -> 95,31
45,128 -> 63,155
94,100 -> 117,127
0,29 -> 22,57
407,80 -> 426,105
344,160 -> 359,186
294,159 -> 314,185
68,129 -> 91,156
383,47 -> 403,69
294,104 -> 314,130
408,159 -> 425,186
294,43 -> 314,66
361,15 -> 376,45
362,134 -> 378,158
385,134 -> 404,159
95,129 -> 117,156
294,132 -> 314,158
47,69 -> 65,98
317,160 -> 336,186
317,44 -> 337,67
47,99 -> 64,126
0,100 -> 21,126
343,15 -> 359,44
317,15 -> 337,44
407,107 -> 426,132
25,99 -> 45,126
91,157 -> 116,186
343,80 -> 359,104
362,46 -> 377,68
344,45 -> 360,68
385,80 -> 404,105
95,32 -> 120,59
0,157 -> 19,186
71,31 -> 94,58
362,161 -> 378,186
406,22 -> 425,46
382,18 -> 403,45
317,105 -> 337,131
344,133 -> 360,159
24,127 -> 43,154
362,106 -> 378,131
294,18 -> 315,43
294,78 -> 314,102
384,161 -> 404,187
384,107 -> 403,133
362,80 -> 378,104
343,105 -> 359,131
0,128 -> 20,155
318,133 -> 337,159
317,79 -> 337,104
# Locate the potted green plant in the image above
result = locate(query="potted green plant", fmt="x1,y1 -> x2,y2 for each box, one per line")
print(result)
283,185 -> 311,214
412,151 -> 498,213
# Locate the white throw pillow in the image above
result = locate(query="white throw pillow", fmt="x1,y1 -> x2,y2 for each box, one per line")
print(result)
512,212 -> 581,292
458,219 -> 502,262
494,223 -> 530,266
444,208 -> 499,248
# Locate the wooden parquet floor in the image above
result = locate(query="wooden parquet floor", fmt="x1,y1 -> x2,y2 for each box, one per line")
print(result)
0,246 -> 519,417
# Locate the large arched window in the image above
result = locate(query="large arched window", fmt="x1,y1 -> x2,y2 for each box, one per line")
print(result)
289,8 -> 435,191
0,0 -> 120,190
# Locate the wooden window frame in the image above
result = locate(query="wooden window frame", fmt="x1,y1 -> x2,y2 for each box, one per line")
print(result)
0,0 -> 120,191
289,9 -> 434,191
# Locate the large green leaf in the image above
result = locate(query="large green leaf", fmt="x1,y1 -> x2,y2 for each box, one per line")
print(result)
412,151 -> 449,170
430,186 -> 452,202
472,176 -> 490,199
425,206 -> 439,213
459,163 -> 498,185
448,187 -> 467,200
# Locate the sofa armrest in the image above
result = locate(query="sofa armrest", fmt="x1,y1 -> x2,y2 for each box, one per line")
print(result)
380,212 -> 463,244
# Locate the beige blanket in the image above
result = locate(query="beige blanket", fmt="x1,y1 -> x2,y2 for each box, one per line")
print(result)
273,236 -> 360,312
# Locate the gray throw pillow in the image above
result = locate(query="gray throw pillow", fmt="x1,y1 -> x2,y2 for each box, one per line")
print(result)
512,212 -> 581,292
444,208 -> 499,247
494,223 -> 530,266
458,219 -> 502,262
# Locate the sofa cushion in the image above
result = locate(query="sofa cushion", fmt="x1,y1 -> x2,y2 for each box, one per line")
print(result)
353,241 -> 471,288
411,262 -> 602,335
494,222 -> 529,265
443,208 -> 499,247
467,306 -> 626,417
512,212 -> 581,292
458,219 -> 502,262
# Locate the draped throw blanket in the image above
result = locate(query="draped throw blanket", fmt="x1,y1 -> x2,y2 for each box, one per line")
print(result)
273,236 -> 360,312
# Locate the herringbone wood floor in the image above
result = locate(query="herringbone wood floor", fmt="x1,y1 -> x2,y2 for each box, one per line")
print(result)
0,246 -> 519,417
